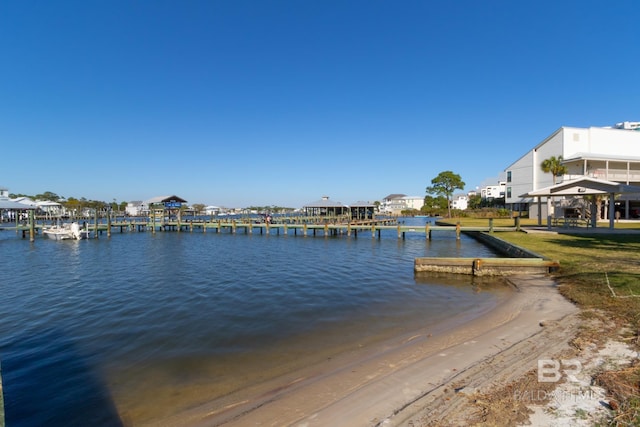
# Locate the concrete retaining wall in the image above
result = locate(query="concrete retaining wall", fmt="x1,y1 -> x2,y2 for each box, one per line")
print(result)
414,257 -> 560,276
465,231 -> 546,258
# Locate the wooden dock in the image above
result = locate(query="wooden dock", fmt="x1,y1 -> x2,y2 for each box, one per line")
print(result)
7,218 -> 520,241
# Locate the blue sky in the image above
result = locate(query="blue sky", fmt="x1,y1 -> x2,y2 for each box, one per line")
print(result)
1,1 -> 638,208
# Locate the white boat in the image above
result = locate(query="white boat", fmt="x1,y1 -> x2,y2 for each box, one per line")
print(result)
43,222 -> 90,240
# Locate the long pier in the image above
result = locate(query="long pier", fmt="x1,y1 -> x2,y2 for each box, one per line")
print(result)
6,216 -> 521,241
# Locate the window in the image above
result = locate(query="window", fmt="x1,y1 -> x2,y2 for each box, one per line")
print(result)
507,171 -> 512,183
507,187 -> 512,198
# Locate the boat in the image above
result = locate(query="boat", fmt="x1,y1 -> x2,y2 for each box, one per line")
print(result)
43,222 -> 90,240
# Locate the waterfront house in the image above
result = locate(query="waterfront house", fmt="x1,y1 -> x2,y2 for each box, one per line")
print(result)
401,196 -> 425,211
36,200 -> 65,217
125,201 -> 144,216
205,205 -> 221,216
504,122 -> 640,220
379,194 -> 424,215
451,195 -> 469,210
379,194 -> 406,215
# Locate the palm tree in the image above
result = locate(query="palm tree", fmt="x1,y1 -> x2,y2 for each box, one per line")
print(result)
540,155 -> 568,184
540,156 -> 568,220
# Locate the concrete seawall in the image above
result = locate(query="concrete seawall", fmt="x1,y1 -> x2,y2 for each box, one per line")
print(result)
414,232 -> 559,276
465,231 -> 546,258
414,257 -> 560,276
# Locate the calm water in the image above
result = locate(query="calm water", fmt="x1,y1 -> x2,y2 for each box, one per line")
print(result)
0,217 -> 509,426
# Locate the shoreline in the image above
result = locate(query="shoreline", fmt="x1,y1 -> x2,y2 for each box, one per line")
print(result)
153,274 -> 578,426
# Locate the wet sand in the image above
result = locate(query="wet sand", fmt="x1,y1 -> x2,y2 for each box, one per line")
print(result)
150,274 -> 578,426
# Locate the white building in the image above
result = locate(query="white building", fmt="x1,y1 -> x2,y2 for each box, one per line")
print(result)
481,182 -> 506,200
379,194 -> 406,214
125,201 -> 145,216
205,205 -> 221,215
379,194 -> 424,214
451,195 -> 468,210
505,124 -> 640,219
401,196 -> 425,211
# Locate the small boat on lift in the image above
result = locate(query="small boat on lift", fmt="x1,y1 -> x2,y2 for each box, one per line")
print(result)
43,222 -> 90,240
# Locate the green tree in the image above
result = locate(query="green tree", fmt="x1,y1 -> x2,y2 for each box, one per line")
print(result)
422,195 -> 449,212
35,191 -> 61,202
426,171 -> 465,218
192,204 -> 206,215
468,194 -> 482,209
540,155 -> 568,184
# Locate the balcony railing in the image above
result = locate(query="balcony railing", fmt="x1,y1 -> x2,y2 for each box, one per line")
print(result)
591,169 -> 640,182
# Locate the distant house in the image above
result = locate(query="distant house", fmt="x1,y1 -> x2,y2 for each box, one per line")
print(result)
379,194 -> 406,214
481,182 -> 506,200
125,201 -> 144,216
205,205 -> 221,216
36,200 -> 64,217
379,194 -> 424,214
401,196 -> 425,211
451,195 -> 469,210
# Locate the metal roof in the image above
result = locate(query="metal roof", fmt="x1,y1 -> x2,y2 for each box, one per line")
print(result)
563,152 -> 640,162
520,177 -> 640,197
0,199 -> 36,209
349,201 -> 376,207
144,195 -> 188,204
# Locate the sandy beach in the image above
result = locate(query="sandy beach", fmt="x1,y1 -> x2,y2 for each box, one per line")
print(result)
153,274 -> 579,426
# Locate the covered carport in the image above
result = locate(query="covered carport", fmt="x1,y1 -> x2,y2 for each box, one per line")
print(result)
0,198 -> 36,220
520,177 -> 640,230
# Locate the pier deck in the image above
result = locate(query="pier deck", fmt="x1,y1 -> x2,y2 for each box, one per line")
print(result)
5,218 -> 520,241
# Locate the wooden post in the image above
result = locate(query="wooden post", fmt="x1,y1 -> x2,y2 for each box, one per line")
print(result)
425,223 -> 430,240
29,210 -> 35,242
324,223 -> 328,237
456,222 -> 461,240
107,210 -> 112,238
284,223 -> 288,236
94,210 -> 99,238
397,224 -> 401,239
303,223 -> 307,237
232,220 -> 236,234
489,218 -> 494,233
371,224 -> 375,239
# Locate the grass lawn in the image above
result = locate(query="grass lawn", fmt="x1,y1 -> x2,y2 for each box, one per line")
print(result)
440,217 -> 640,423
440,217 -> 640,325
